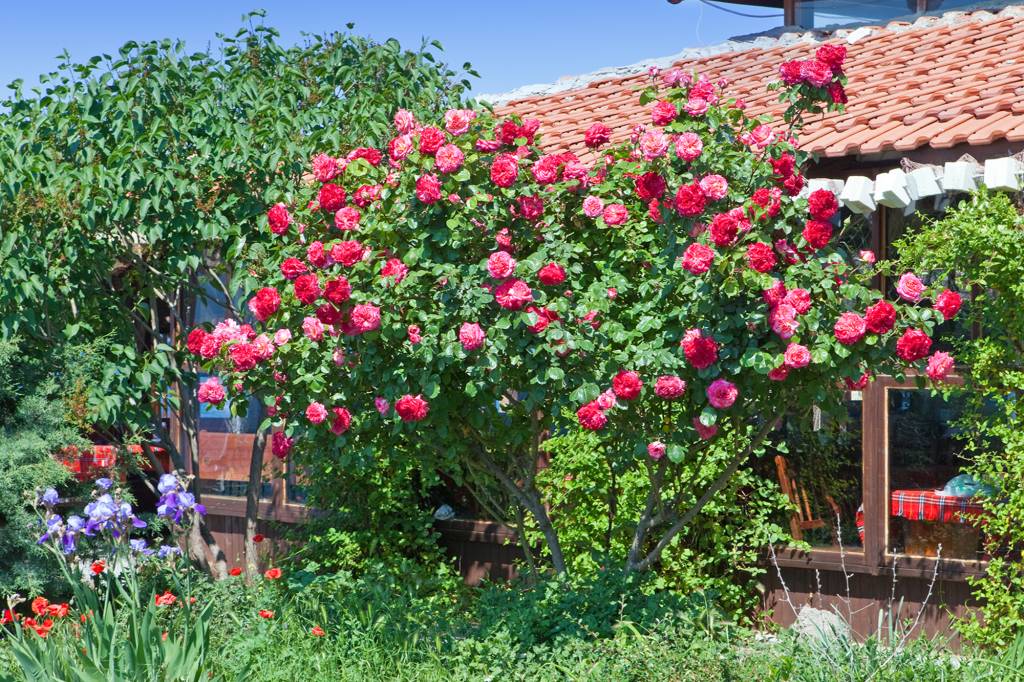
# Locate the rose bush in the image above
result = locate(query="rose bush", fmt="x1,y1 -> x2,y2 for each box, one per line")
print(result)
187,47 -> 957,573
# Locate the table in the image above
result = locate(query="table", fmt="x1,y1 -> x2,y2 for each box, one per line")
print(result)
855,489 -> 985,543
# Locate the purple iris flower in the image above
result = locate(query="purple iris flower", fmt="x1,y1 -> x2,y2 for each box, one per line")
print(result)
40,488 -> 60,506
95,477 -> 114,491
157,545 -> 182,559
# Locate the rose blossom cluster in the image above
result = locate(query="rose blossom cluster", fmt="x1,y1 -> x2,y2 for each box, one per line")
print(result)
184,49 -> 956,468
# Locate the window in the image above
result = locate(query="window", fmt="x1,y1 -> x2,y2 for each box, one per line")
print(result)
196,380 -> 275,499
791,0 -> 1014,29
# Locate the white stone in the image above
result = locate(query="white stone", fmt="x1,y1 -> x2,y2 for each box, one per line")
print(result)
874,169 -> 912,209
906,166 -> 943,199
792,605 -> 851,643
942,161 -> 978,193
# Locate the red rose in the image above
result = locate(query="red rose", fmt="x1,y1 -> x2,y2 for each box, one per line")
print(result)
395,394 -> 429,422
681,329 -> 718,369
229,343 -> 258,371
317,184 -> 346,212
267,203 -> 291,235
709,212 -> 739,247
584,123 -> 611,148
347,303 -> 381,335
828,83 -> 848,104
654,375 -> 686,399
293,274 -> 321,305
784,343 -> 811,369
280,257 -> 307,280
674,183 -> 706,217
650,100 -> 677,126
611,370 -> 643,401
934,289 -> 962,320
681,243 -> 715,275
494,278 -> 533,310
576,401 -> 607,430
353,184 -> 381,207
380,258 -> 408,284
779,60 -> 804,85
807,189 -> 839,221
833,312 -> 867,345
323,278 -> 352,305
634,172 -> 666,201
525,306 -> 559,333
801,60 -> 834,87
490,153 -> 519,188
307,241 -> 327,268
770,153 -> 796,179
418,126 -> 445,155
415,174 -> 442,204
248,288 -> 281,322
348,147 -> 383,166
802,219 -> 833,250
517,195 -> 544,221
896,328 -> 933,362
334,206 -> 360,231
602,203 -> 628,226
314,303 -> 340,326
783,288 -> 811,314
186,328 -> 207,356
816,44 -> 847,73
865,300 -> 896,334
746,242 -> 777,273
331,240 -> 366,267
537,262 -> 566,286
782,174 -> 804,196
763,280 -> 787,307
845,372 -> 871,390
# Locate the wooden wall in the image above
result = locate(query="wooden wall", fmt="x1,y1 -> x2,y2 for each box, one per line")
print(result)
763,566 -> 977,645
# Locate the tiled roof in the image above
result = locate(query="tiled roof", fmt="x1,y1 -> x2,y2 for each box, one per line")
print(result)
490,6 -> 1024,160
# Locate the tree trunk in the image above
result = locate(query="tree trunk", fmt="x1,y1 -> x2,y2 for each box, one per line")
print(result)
244,426 -> 269,579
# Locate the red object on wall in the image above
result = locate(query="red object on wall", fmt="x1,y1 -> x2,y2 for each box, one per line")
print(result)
57,445 -> 172,481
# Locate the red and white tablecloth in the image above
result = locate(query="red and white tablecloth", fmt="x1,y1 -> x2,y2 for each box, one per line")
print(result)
57,445 -> 170,481
890,489 -> 985,524
855,490 -> 985,542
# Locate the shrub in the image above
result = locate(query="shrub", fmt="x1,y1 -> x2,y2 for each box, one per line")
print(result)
188,47 -> 956,579
889,189 -> 1024,647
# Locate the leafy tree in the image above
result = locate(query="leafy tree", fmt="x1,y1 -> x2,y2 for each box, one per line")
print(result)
890,189 -> 1024,647
0,11 -> 475,575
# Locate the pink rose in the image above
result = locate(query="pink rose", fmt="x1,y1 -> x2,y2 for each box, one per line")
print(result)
768,365 -> 789,382
306,401 -> 327,425
654,375 -> 686,399
647,441 -> 666,460
311,153 -> 339,182
770,303 -> 800,339
596,389 -> 617,411
374,397 -> 390,415
444,108 -> 476,135
415,174 -> 442,204
330,407 -> 352,435
896,273 -> 924,303
681,243 -> 715,275
833,312 -> 867,345
380,258 -> 408,284
651,100 -> 677,126
783,288 -> 812,314
698,174 -> 729,201
273,329 -> 291,345
333,206 -> 360,231
267,203 -> 291,235
388,134 -> 414,161
602,203 -> 628,226
490,153 -> 519,187
393,108 -> 417,134
607,287 -> 617,299
706,379 -> 738,409
582,195 -> 604,218
197,377 -> 226,405
407,325 -> 422,344
612,370 -> 643,401
459,322 -> 486,351
675,132 -> 703,162
434,144 -> 465,174
859,250 -> 877,264
783,343 -> 811,369
348,304 -> 381,335
494,278 -> 533,310
302,316 -> 324,341
926,351 -> 955,382
638,130 -> 669,160
487,251 -> 517,279
684,96 -> 709,116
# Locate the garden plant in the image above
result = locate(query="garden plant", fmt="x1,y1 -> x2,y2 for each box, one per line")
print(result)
188,44 -> 963,575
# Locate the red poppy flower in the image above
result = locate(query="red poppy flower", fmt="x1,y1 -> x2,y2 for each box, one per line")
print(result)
252,534 -> 265,544
258,609 -> 275,619
311,625 -> 325,637
154,591 -> 177,607
229,567 -> 242,577
90,560 -> 106,576
264,567 -> 282,580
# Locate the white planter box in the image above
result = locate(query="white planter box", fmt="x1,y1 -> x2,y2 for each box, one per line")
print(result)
983,157 -> 1020,191
942,161 -> 978,193
839,175 -> 876,214
874,169 -> 912,209
905,166 -> 942,199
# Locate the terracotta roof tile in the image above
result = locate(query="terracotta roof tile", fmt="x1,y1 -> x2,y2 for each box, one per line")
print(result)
491,7 -> 1024,159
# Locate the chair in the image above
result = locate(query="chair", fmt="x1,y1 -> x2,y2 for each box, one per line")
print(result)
774,455 -> 842,542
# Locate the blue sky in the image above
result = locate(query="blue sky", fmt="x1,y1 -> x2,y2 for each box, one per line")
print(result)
0,1 -> 781,96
